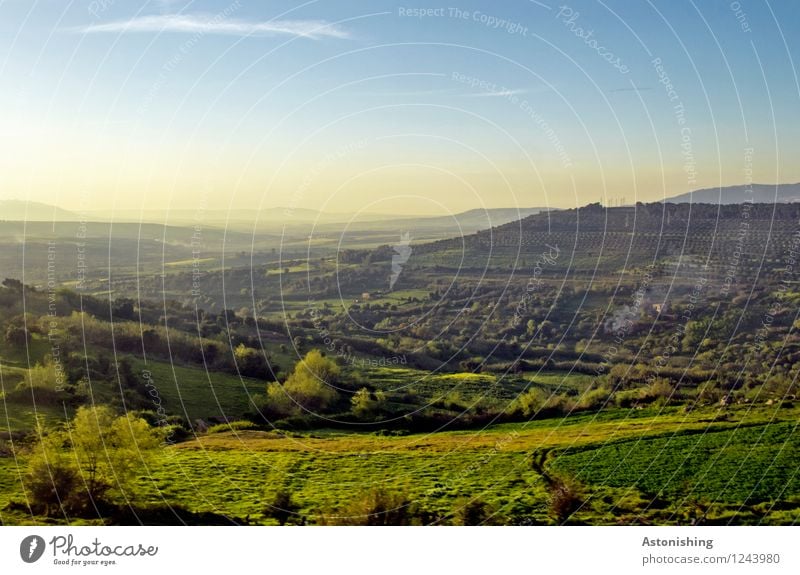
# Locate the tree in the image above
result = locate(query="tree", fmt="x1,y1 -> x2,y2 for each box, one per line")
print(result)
112,298 -> 136,320
234,344 -> 269,378
351,388 -> 385,418
264,382 -> 297,418
296,349 -> 340,384
25,406 -> 163,516
5,324 -> 30,348
264,350 -> 340,416
516,388 -> 547,417
682,320 -> 710,352
25,429 -> 78,517
26,362 -> 59,389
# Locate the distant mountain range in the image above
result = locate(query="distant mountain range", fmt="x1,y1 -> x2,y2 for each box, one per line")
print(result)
4,183 -> 800,227
91,206 -> 550,229
0,200 -> 551,233
0,200 -> 81,221
663,183 -> 800,204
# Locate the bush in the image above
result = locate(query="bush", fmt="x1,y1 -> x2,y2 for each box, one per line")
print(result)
322,488 -> 420,526
351,388 -> 386,419
452,498 -> 496,526
548,477 -> 584,524
262,350 -> 341,418
233,344 -> 270,379
162,424 -> 191,444
576,386 -> 612,411
264,488 -> 301,525
207,421 -> 257,434
514,388 -> 576,418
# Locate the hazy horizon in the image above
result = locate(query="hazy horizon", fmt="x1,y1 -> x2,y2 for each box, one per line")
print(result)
3,180 -> 800,221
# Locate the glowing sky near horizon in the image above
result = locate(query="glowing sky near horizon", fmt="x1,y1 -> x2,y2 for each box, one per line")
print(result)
0,0 -> 798,216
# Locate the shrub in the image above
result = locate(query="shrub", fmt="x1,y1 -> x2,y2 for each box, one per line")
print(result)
233,344 -> 270,379
548,477 -> 584,524
207,421 -> 256,434
322,488 -> 419,526
576,385 -> 613,411
25,444 -> 79,516
351,388 -> 386,419
452,498 -> 495,526
264,488 -> 301,525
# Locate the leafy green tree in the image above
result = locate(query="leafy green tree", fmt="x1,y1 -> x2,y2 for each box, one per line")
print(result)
682,320 -> 710,352
25,406 -> 163,516
25,429 -> 78,516
234,344 -> 269,378
5,324 -> 30,347
295,349 -> 340,384
265,350 -> 340,416
264,382 -> 297,418
351,388 -> 385,418
516,388 -> 546,417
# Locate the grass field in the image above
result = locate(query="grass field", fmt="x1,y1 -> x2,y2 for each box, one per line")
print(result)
0,403 -> 65,434
127,358 -> 265,422
550,420 -> 800,505
356,366 -> 592,405
2,403 -> 798,525
0,355 -> 268,434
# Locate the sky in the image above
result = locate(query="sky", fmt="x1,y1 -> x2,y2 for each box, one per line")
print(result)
0,0 -> 798,216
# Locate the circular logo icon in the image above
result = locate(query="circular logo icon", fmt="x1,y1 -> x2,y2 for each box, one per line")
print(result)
20,535 -> 46,563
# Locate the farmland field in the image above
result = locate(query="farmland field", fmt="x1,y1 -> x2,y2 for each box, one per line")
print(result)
2,403 -> 798,525
126,358 -> 265,422
550,420 -> 800,506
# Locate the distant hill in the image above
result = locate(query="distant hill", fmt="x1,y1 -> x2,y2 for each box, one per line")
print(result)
0,200 -> 80,221
664,183 -> 800,204
95,206 -> 523,225
0,199 -> 553,231
97,207 -> 375,225
408,207 -> 551,230
89,206 -> 553,234
412,202 -> 800,276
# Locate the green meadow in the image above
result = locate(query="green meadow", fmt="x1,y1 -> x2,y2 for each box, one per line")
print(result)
2,403 -> 798,525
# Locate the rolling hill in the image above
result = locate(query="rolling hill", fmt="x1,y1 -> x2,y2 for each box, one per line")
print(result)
0,199 -> 80,221
664,182 -> 800,204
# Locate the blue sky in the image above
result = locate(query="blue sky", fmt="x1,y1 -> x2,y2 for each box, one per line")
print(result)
1,0 -> 798,214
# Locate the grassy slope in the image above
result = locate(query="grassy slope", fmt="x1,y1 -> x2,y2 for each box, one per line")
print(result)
4,403 -> 798,525
127,358 -> 265,422
551,420 -> 800,504
0,355 -> 268,436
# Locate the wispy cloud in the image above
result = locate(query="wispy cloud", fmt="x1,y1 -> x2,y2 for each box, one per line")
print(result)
463,88 -> 528,98
77,14 -> 351,39
609,86 -> 652,93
